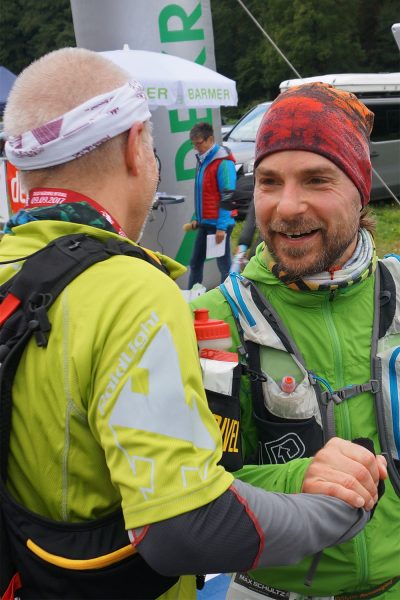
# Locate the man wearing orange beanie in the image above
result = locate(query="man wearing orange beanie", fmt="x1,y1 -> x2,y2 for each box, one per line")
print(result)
192,82 -> 400,599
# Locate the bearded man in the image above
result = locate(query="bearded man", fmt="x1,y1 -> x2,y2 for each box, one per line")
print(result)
191,82 -> 400,600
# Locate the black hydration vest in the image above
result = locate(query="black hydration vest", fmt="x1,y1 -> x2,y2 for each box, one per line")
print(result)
204,260 -> 400,500
0,233 -> 178,600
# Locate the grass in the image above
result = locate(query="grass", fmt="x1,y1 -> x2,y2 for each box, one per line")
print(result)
231,199 -> 400,258
371,199 -> 400,256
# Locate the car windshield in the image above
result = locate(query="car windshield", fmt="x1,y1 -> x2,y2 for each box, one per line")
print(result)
227,104 -> 269,142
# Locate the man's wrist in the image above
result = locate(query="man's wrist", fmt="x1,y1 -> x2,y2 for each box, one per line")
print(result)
285,458 -> 313,493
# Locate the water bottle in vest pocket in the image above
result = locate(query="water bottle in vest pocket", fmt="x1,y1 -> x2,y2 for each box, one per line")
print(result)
246,343 -> 324,465
194,309 -> 243,472
260,349 -> 322,424
200,349 -> 243,471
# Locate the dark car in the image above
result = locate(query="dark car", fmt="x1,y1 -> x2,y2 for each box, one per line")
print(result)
223,102 -> 272,220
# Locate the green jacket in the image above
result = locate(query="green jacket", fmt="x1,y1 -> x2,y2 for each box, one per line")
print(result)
191,243 -> 400,597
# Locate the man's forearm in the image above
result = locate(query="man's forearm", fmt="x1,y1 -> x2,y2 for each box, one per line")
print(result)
132,478 -> 369,576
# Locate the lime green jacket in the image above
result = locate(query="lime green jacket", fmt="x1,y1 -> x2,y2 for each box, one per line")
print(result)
191,243 -> 400,597
2,220 -> 233,600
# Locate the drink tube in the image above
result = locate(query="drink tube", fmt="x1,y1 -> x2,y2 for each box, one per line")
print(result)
230,244 -> 248,274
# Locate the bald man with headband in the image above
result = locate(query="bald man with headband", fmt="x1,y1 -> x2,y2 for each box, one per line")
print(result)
192,82 -> 400,600
0,52 -> 386,600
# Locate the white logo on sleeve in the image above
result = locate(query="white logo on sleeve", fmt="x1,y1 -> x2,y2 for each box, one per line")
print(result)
109,324 -> 216,451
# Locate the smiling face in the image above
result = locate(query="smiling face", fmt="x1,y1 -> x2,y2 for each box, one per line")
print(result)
254,150 -> 361,278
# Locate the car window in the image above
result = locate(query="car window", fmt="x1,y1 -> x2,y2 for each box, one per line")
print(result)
368,103 -> 400,142
227,104 -> 269,142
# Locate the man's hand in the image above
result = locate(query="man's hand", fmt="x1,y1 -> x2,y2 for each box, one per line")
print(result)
215,229 -> 226,244
302,437 -> 387,510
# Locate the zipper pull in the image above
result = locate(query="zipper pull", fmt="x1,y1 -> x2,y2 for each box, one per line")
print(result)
329,288 -> 337,302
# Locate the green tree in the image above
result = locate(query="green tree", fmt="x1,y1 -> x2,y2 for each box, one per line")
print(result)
212,0 -> 398,117
0,0 -> 398,108
359,0 -> 400,72
0,0 -> 75,75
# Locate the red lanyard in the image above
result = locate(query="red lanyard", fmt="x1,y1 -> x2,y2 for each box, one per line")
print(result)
27,188 -> 127,238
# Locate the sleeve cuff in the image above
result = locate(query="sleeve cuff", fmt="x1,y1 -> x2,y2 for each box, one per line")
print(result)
284,457 -> 313,494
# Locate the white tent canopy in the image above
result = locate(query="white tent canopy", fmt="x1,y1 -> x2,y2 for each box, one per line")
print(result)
99,46 -> 238,108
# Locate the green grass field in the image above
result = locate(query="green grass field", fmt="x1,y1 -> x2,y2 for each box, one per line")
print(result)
371,200 -> 400,256
232,199 -> 400,258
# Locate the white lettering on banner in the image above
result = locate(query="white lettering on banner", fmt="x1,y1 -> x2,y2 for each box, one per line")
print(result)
98,311 -> 160,414
187,88 -> 230,101
146,87 -> 168,100
10,171 -> 27,208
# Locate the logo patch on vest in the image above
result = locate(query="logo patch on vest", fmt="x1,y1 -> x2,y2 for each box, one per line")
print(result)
259,433 -> 306,464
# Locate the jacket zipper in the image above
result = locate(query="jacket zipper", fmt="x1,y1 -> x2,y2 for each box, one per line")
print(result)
322,296 -> 369,586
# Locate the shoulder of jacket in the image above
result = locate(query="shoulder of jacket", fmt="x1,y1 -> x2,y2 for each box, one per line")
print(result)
379,254 -> 400,280
208,145 -> 234,163
68,252 -> 171,293
381,254 -> 400,265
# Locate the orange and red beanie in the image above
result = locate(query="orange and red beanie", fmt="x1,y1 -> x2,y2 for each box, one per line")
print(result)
255,82 -> 374,207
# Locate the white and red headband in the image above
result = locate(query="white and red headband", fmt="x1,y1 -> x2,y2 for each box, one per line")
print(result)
5,80 -> 151,170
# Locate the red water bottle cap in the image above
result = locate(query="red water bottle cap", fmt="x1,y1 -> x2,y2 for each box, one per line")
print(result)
281,376 -> 297,393
193,308 -> 231,341
199,348 -> 238,362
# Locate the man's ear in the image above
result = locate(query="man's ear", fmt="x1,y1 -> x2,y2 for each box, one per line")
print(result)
125,122 -> 144,176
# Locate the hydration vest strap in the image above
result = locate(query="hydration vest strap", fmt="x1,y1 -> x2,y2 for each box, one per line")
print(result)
246,341 -> 267,420
321,380 -> 380,405
320,380 -> 380,442
372,259 -> 400,498
325,400 -> 337,441
219,278 -> 250,360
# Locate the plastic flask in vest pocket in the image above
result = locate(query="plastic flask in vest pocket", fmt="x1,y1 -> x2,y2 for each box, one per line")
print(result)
194,309 -> 243,471
253,346 -> 324,464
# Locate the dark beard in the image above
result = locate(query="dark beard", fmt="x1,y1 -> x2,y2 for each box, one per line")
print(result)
263,221 -> 359,280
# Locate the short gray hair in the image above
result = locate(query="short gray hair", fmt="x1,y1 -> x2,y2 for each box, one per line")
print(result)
4,47 -> 151,189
